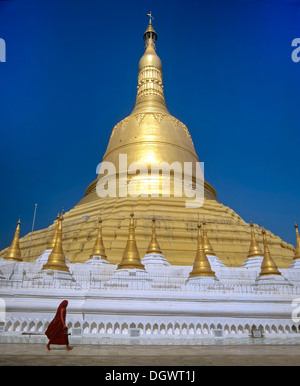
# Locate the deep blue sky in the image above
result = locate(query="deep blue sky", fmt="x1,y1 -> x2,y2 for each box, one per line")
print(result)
0,0 -> 299,250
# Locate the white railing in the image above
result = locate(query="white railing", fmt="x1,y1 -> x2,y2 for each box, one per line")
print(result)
0,271 -> 300,295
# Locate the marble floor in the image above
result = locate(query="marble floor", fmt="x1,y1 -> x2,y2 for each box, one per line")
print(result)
0,342 -> 300,366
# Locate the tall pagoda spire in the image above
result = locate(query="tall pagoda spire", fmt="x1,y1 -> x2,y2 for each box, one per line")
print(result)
145,12 -> 156,45
5,218 -> 22,262
117,213 -> 145,270
132,13 -> 168,114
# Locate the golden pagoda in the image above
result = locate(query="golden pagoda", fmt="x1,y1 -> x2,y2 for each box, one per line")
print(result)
189,223 -> 216,278
47,213 -> 60,250
293,222 -> 300,260
0,16 -> 294,268
89,217 -> 108,260
247,220 -> 263,258
146,217 -> 162,255
259,228 -> 281,276
41,213 -> 69,272
117,213 -> 145,270
4,219 -> 22,262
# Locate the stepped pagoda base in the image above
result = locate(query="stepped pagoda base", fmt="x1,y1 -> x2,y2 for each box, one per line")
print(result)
85,255 -> 111,265
254,273 -> 292,286
1,196 -> 294,269
242,256 -> 264,269
142,253 -> 170,267
185,275 -> 219,287
289,259 -> 300,269
105,268 -> 153,290
33,269 -> 75,284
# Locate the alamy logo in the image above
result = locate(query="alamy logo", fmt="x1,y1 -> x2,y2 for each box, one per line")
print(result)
0,38 -> 6,62
0,299 -> 5,323
291,38 -> 300,63
95,154 -> 205,208
291,298 -> 300,323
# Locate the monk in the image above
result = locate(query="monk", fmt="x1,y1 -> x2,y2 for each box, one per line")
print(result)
45,300 -> 72,350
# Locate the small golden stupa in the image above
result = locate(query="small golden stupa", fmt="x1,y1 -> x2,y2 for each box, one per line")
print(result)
146,218 -> 162,255
293,223 -> 300,261
47,213 -> 60,250
189,223 -> 216,278
247,220 -> 263,258
89,217 -> 108,260
259,228 -> 282,277
117,213 -> 145,270
41,213 -> 69,272
4,219 -> 22,262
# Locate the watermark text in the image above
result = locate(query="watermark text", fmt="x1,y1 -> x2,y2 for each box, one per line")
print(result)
96,154 -> 205,208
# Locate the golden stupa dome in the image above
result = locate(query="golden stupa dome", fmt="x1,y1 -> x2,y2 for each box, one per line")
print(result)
84,17 -> 216,200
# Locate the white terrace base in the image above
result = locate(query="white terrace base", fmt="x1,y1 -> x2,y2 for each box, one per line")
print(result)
1,253 -> 300,345
289,259 -> 300,269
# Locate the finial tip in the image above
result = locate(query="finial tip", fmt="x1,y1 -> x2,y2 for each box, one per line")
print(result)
147,11 -> 154,24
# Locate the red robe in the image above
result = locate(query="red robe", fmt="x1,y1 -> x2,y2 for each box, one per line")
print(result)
45,300 -> 69,345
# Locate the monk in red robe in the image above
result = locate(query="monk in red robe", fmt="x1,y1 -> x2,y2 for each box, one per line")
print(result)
45,300 -> 72,350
